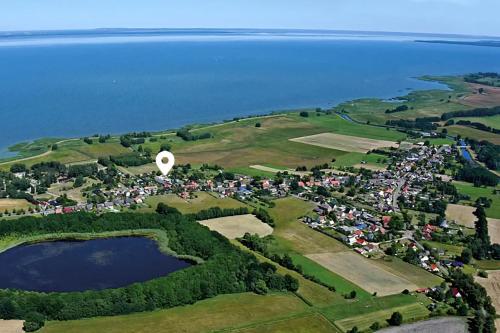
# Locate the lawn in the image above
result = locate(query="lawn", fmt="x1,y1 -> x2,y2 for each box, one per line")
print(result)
142,192 -> 247,214
422,240 -> 464,258
454,181 -> 500,219
40,293 -> 311,333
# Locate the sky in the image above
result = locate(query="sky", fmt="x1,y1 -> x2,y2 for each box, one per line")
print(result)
1,0 -> 499,36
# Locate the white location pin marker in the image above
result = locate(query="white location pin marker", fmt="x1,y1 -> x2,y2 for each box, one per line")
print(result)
156,151 -> 175,176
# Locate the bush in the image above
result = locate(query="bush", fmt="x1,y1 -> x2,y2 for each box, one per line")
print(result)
478,270 -> 489,278
23,312 -> 45,332
299,111 -> 309,117
255,122 -> 261,128
370,322 -> 380,331
388,311 -> 403,326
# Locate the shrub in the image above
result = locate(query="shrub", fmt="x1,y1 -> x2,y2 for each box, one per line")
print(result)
388,311 -> 403,326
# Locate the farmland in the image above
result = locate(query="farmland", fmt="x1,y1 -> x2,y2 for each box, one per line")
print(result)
199,214 -> 273,239
306,252 -> 419,296
0,199 -> 33,212
142,192 -> 247,214
454,181 -> 500,219
446,203 -> 477,227
333,303 -> 429,332
0,320 -> 23,333
475,271 -> 500,315
40,293 -> 313,333
289,132 -> 399,153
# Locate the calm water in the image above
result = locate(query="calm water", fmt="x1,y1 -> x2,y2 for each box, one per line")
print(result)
0,237 -> 191,292
1,33 -> 500,154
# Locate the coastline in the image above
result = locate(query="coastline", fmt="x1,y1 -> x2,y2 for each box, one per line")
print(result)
0,74 -> 453,164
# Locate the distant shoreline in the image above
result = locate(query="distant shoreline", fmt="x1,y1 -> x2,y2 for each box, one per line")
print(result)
1,28 -> 499,47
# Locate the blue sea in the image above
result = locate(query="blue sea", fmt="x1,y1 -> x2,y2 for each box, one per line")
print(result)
1,29 -> 500,156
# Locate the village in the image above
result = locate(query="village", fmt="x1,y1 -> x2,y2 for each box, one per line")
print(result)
1,139 -> 474,284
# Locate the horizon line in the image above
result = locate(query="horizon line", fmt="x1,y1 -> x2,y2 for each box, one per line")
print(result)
1,27 -> 499,39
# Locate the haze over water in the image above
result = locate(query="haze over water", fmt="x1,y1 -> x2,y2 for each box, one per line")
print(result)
1,30 -> 500,154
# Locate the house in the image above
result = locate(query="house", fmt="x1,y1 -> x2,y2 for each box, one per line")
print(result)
451,288 -> 462,298
430,263 -> 439,272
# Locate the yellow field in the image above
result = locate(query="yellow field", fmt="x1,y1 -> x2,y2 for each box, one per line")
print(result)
199,214 -> 274,239
289,132 -> 398,153
488,218 -> 500,244
143,192 -> 247,214
0,199 -> 33,212
307,252 -> 419,296
475,271 -> 500,314
446,204 -> 500,243
0,320 -> 23,333
446,203 -> 476,227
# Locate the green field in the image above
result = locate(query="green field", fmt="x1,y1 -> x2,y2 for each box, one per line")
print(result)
40,293 -> 314,333
453,115 -> 500,129
335,76 -> 470,125
454,181 -> 500,219
333,303 -> 430,332
422,240 -> 464,257
446,125 -> 500,144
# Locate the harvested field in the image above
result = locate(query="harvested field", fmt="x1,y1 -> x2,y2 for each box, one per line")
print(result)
199,214 -> 273,239
353,163 -> 386,171
489,218 -> 500,244
143,192 -> 246,214
249,165 -> 310,177
378,317 -> 467,333
475,271 -> 500,315
460,83 -> 500,108
446,204 -> 500,243
0,320 -> 23,333
289,132 -> 398,153
446,204 -> 476,228
306,252 -> 418,296
0,199 -> 32,212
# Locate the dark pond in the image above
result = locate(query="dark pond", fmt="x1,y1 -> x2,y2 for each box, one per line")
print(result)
0,237 -> 191,292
